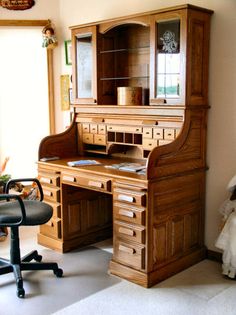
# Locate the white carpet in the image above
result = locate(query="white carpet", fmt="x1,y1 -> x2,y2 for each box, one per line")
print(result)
53,259 -> 236,315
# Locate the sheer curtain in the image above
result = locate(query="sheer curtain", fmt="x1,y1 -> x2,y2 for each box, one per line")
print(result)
0,27 -> 49,177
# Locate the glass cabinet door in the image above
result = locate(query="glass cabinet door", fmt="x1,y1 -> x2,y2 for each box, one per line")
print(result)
150,13 -> 185,105
72,26 -> 97,104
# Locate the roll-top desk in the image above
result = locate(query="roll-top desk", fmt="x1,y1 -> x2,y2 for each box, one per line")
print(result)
37,4 -> 213,287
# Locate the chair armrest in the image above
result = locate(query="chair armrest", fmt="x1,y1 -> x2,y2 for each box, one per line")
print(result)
0,194 -> 26,226
5,178 -> 44,201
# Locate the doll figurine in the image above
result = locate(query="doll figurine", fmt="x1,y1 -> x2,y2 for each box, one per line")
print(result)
42,25 -> 58,49
215,175 -> 236,278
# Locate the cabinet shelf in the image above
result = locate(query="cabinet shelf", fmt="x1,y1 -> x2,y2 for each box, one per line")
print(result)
100,76 -> 149,81
100,46 -> 150,54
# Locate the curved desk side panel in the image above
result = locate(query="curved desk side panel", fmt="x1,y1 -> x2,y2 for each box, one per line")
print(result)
38,118 -> 79,160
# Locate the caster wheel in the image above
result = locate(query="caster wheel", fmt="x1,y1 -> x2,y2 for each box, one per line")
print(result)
35,254 -> 42,262
17,288 -> 25,298
54,268 -> 63,278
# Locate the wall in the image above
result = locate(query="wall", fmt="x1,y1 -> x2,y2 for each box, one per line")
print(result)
59,0 -> 236,251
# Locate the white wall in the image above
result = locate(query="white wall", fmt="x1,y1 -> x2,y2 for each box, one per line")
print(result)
1,0 -> 236,251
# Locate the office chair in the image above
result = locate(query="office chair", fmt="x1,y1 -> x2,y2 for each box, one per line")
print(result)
0,178 -> 63,298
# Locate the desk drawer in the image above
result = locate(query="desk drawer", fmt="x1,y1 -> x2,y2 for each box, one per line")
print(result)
153,128 -> 164,140
62,172 -> 112,193
113,188 -> 146,207
98,124 -> 106,134
143,127 -> 153,138
114,221 -> 145,244
40,217 -> 61,239
113,203 -> 145,225
143,139 -> 157,150
42,186 -> 60,203
38,172 -> 60,187
82,133 -> 94,144
114,240 -> 145,270
164,128 -> 175,140
107,125 -> 142,133
90,123 -> 98,134
82,123 -> 90,133
94,134 -> 106,145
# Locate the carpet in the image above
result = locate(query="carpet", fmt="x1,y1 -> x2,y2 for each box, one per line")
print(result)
0,246 -> 120,315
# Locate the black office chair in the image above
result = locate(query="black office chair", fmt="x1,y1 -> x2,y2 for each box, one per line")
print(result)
0,178 -> 63,298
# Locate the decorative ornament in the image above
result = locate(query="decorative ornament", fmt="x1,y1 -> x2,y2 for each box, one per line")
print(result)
42,21 -> 58,49
160,30 -> 178,53
0,0 -> 35,10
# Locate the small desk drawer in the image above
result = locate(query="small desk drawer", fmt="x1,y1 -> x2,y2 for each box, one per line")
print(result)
113,203 -> 145,225
164,128 -> 175,140
143,139 -> 157,150
94,134 -> 106,145
113,189 -> 146,207
98,124 -> 106,134
114,240 -> 145,270
82,133 -> 94,144
40,217 -> 61,239
42,186 -> 60,203
38,172 -> 60,187
114,221 -> 145,244
44,201 -> 61,218
90,123 -> 98,134
143,127 -> 153,138
153,128 -> 164,140
82,123 -> 90,133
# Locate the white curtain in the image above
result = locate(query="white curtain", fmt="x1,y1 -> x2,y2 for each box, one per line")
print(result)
0,27 -> 49,177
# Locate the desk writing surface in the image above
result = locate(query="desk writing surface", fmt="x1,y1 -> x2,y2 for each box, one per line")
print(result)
38,156 -> 147,183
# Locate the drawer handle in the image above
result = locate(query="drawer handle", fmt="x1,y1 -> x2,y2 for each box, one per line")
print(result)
63,175 -> 75,182
136,128 -> 140,131
118,209 -> 135,218
40,177 -> 51,184
119,245 -> 135,254
44,190 -> 52,197
118,194 -> 134,203
88,181 -> 103,188
119,227 -> 135,236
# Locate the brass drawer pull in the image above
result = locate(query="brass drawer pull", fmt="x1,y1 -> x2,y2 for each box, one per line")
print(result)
119,227 -> 135,236
119,245 -> 135,254
118,194 -> 134,203
40,177 -> 51,184
63,175 -> 75,182
44,190 -> 52,197
88,181 -> 103,188
118,209 -> 135,218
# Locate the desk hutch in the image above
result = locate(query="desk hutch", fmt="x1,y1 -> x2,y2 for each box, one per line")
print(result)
37,4 -> 213,287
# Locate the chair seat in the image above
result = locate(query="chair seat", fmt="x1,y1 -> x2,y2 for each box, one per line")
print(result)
0,200 -> 53,226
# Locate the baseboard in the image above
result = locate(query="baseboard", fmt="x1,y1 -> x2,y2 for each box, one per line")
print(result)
206,249 -> 222,263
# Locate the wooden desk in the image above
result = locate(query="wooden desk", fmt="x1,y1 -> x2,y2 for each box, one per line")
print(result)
37,4 -> 213,287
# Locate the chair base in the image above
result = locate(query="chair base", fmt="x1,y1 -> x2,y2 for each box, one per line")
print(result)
0,250 -> 63,298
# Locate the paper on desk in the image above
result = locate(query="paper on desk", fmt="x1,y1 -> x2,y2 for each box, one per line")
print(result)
67,160 -> 101,167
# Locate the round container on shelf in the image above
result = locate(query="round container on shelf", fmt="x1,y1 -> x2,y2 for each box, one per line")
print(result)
117,87 -> 142,106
